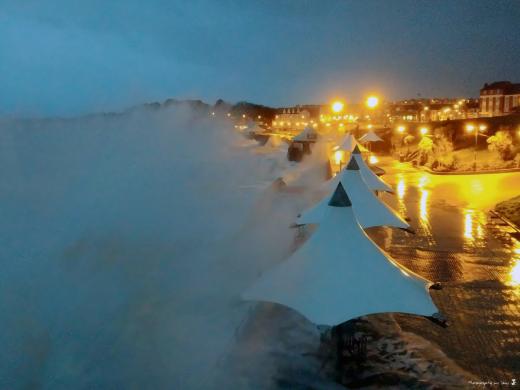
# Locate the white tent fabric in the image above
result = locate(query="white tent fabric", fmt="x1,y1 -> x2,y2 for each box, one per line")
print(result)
293,126 -> 317,142
351,146 -> 393,192
338,133 -> 367,152
339,133 -> 357,152
359,131 -> 383,143
298,158 -> 409,229
243,183 -> 438,326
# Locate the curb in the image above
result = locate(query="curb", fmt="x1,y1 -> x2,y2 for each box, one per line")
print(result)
416,166 -> 520,176
489,210 -> 520,233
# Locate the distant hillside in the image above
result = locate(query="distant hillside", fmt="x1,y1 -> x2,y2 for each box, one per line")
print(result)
126,98 -> 277,122
228,101 -> 277,122
0,98 -> 278,123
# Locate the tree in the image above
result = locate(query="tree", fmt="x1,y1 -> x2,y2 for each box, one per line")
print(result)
432,133 -> 456,170
417,136 -> 433,165
487,129 -> 515,161
404,135 -> 416,146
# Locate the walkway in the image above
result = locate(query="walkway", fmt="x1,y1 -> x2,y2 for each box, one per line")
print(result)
369,159 -> 520,383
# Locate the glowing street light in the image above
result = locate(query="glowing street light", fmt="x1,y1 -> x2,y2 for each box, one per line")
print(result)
369,155 -> 379,165
332,101 -> 344,113
334,150 -> 345,170
366,96 -> 379,109
420,127 -> 429,136
466,123 -> 487,171
396,126 -> 408,158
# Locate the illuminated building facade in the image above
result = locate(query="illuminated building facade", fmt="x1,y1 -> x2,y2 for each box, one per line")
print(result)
272,105 -> 320,131
389,98 -> 480,123
479,81 -> 520,117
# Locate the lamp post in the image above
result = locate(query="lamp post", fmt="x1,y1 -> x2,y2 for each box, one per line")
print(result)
465,124 -> 487,171
396,125 -> 407,160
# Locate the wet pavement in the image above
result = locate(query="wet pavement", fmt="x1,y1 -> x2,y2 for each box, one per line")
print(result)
368,158 -> 520,385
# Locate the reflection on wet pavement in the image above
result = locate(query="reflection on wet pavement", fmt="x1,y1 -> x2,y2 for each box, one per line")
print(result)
508,243 -> 520,291
368,158 -> 520,382
463,208 -> 487,249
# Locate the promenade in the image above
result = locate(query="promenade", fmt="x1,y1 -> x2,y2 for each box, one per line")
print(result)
371,159 -> 520,383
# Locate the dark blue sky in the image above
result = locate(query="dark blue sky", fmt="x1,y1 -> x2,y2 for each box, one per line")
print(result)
1,0 -> 519,116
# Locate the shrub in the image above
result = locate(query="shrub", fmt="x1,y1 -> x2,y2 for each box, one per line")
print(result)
514,153 -> 520,167
417,136 -> 433,165
432,133 -> 456,170
487,129 -> 515,161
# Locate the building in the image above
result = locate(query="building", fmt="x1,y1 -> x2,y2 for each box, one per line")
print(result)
272,103 -> 380,132
388,98 -> 480,124
388,101 -> 422,123
480,81 -> 520,117
272,105 -> 317,132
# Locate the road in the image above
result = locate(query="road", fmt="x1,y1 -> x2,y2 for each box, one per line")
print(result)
370,158 -> 520,383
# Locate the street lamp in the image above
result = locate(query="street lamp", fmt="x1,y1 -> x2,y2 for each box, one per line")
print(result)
332,101 -> 344,113
420,127 -> 429,136
465,123 -> 487,171
395,126 -> 408,160
366,96 -> 379,109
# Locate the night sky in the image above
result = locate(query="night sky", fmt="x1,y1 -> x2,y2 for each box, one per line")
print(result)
1,0 -> 519,116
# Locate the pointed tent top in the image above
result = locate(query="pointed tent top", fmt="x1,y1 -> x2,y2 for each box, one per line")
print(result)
328,182 -> 352,207
339,133 -> 356,152
300,166 -> 408,229
352,145 -> 361,154
293,126 -> 317,142
359,131 -> 384,143
244,197 -> 437,326
353,154 -> 394,193
346,157 -> 360,170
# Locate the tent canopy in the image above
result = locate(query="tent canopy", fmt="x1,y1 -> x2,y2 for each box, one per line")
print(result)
298,158 -> 409,229
243,183 -> 438,326
338,133 -> 368,152
351,146 -> 393,192
293,126 -> 317,142
359,131 -> 383,143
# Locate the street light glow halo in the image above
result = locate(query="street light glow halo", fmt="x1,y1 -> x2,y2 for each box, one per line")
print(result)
331,101 -> 344,113
366,96 -> 379,108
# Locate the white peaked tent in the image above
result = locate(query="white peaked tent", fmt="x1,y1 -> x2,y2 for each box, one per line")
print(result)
298,158 -> 409,229
339,133 -> 357,152
338,133 -> 367,152
243,183 -> 438,326
293,126 -> 317,142
349,145 -> 393,192
359,131 -> 383,143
